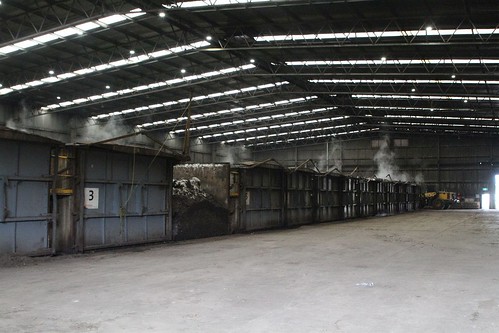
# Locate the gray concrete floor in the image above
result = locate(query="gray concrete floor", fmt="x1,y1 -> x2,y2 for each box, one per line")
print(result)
1,210 -> 499,333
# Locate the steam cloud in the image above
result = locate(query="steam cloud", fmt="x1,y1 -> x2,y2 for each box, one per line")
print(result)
318,139 -> 342,172
6,100 -> 34,133
73,117 -> 139,145
220,144 -> 249,164
374,135 -> 424,184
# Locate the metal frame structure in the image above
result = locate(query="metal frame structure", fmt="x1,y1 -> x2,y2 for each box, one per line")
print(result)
1,0 -> 498,150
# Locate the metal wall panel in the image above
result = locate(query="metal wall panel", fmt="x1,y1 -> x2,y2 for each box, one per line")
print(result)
286,171 -> 315,226
316,174 -> 342,222
79,149 -> 172,250
0,141 -> 52,254
240,167 -> 284,231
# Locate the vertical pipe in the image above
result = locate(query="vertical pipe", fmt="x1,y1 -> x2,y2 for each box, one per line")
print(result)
437,135 -> 441,190
77,149 -> 86,252
51,147 -> 59,255
326,141 -> 329,171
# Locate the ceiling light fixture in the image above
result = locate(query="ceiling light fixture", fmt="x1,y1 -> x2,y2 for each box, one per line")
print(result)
105,85 -> 110,89
49,70 -> 55,75
159,12 -> 166,17
206,36 -> 212,41
181,69 -> 186,73
129,50 -> 135,55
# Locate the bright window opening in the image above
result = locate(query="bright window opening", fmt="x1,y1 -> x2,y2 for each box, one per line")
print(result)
495,175 -> 499,209
481,193 -> 490,210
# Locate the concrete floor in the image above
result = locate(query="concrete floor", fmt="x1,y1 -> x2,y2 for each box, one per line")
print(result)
1,210 -> 499,333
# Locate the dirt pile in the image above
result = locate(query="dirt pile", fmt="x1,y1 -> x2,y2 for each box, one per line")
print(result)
172,177 -> 229,241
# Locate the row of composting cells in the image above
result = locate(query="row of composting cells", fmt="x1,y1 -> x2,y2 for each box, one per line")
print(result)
0,129 -> 420,256
172,160 -> 421,240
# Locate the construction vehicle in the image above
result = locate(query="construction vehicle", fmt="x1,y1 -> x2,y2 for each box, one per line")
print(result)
421,191 -> 458,209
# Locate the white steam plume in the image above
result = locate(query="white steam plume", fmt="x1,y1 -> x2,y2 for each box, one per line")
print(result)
374,135 -> 424,183
73,117 -> 139,145
220,144 -> 250,165
318,139 -> 343,172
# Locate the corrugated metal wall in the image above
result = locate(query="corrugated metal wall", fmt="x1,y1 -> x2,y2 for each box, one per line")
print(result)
286,170 -> 315,226
239,167 -> 284,231
0,140 -> 52,254
316,174 -> 342,222
234,164 -> 420,232
75,148 -> 173,251
253,136 -> 499,201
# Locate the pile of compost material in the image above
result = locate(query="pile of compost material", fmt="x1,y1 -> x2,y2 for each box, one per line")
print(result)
172,177 -> 229,241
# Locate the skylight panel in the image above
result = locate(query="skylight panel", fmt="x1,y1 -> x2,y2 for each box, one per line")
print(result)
2,40 -> 211,97
98,14 -> 128,25
0,9 -> 145,58
54,27 -> 82,37
310,79 -> 499,85
97,81 -> 290,121
163,0 -> 271,9
33,34 -> 59,43
0,45 -> 21,54
287,59 -> 499,66
255,28 -> 499,43
75,22 -> 101,31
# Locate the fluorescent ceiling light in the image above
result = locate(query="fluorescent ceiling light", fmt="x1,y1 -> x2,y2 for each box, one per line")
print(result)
2,40 -> 210,96
91,81 -> 289,120
255,28 -> 499,43
0,9 -> 145,56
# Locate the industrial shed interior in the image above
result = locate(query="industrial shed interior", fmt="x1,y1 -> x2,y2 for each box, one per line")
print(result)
1,0 -> 498,332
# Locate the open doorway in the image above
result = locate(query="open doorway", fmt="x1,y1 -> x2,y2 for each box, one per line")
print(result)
482,193 -> 490,210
